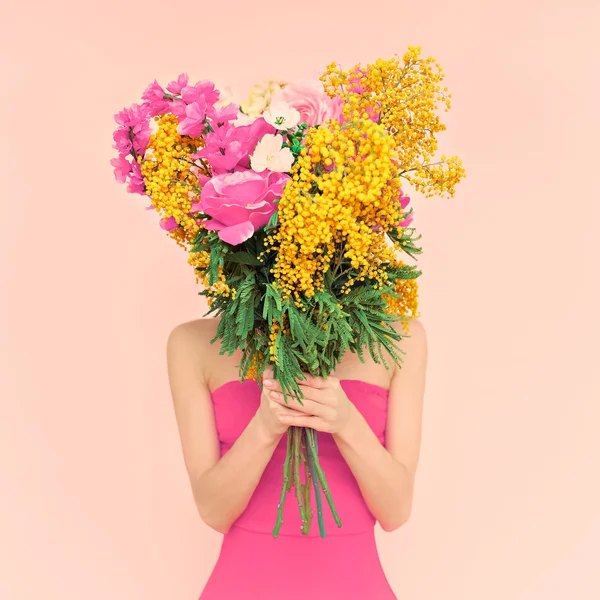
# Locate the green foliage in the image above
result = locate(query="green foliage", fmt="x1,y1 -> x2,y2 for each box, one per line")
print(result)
195,224 -> 421,402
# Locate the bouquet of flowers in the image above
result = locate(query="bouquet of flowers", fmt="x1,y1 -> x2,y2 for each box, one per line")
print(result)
111,47 -> 465,537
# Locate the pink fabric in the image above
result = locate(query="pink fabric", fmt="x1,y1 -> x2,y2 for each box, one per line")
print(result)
199,379 -> 397,599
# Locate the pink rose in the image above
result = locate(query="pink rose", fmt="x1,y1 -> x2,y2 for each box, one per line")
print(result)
272,80 -> 343,126
198,170 -> 289,245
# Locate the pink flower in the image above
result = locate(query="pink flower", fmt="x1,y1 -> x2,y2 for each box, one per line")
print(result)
112,129 -> 132,154
181,80 -> 220,107
111,155 -> 132,184
177,99 -> 209,137
199,170 -> 289,245
142,80 -> 170,116
131,120 -> 152,155
398,189 -> 411,210
211,102 -> 240,128
396,189 -> 413,227
271,80 -> 343,126
113,102 -> 152,155
114,103 -> 150,128
166,73 -> 189,95
127,161 -> 145,195
197,117 -> 275,173
397,213 -> 413,228
159,216 -> 178,230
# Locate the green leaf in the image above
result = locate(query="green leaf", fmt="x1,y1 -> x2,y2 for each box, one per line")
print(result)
264,210 -> 279,231
224,251 -> 263,266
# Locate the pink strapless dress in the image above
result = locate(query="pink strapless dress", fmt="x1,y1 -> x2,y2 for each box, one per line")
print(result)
199,379 -> 397,600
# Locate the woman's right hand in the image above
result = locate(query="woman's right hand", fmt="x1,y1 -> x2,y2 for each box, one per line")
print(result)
254,366 -> 302,442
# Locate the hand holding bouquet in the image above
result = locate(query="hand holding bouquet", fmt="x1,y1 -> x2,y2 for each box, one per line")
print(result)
111,47 -> 465,537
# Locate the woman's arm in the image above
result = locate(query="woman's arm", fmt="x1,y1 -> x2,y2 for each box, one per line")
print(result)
333,321 -> 427,530
267,319 -> 427,532
166,323 -> 291,534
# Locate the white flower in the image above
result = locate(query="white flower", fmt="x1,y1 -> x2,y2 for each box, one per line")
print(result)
251,134 -> 294,173
240,80 -> 287,117
264,101 -> 301,130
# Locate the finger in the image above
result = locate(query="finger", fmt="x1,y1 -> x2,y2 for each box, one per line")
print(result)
269,392 -> 333,418
262,377 -> 282,392
299,373 -> 339,390
267,384 -> 323,406
271,402 -> 304,417
277,413 -> 331,432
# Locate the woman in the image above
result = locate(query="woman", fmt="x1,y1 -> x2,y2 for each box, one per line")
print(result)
167,314 -> 428,599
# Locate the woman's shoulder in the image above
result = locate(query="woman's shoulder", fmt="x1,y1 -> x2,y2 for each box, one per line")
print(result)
166,317 -> 220,362
169,316 -> 219,340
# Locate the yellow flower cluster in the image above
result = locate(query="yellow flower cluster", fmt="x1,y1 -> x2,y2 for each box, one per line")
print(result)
265,118 -> 408,301
268,318 -> 289,363
140,114 -> 203,249
382,262 -> 421,334
321,48 -> 465,198
245,351 -> 264,382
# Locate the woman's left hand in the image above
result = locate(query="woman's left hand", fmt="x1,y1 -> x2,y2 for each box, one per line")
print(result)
262,374 -> 353,435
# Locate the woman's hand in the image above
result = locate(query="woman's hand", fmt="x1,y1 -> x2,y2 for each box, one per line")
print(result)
254,367 -> 306,442
262,373 -> 353,435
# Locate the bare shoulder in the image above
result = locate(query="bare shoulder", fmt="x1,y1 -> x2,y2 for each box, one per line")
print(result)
392,318 -> 428,371
166,317 -> 219,382
168,317 -> 219,348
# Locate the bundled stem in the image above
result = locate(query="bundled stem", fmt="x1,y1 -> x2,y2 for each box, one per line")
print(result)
272,425 -> 341,538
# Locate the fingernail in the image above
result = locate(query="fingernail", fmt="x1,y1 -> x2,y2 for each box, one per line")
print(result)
263,379 -> 273,387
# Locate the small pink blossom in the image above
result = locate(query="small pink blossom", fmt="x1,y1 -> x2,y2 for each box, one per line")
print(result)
177,99 -> 209,137
114,103 -> 150,128
271,80 -> 343,126
200,170 -> 289,245
126,161 -> 145,195
112,129 -> 132,154
159,216 -> 178,230
181,80 -> 220,107
166,73 -> 189,94
142,80 -> 170,116
131,119 -> 152,155
395,189 -> 413,227
110,155 -> 132,184
197,117 -> 276,173
211,102 -> 240,128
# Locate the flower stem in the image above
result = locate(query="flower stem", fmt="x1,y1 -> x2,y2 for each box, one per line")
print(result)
292,427 -> 307,529
307,430 -> 342,528
306,428 -> 326,538
301,433 -> 313,535
272,429 -> 293,538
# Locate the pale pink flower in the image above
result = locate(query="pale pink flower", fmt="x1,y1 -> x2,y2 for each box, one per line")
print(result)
263,101 -> 301,130
271,80 -> 343,126
250,134 -> 294,173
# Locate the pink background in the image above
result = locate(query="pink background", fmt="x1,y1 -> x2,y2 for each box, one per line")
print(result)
1,0 -> 599,598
